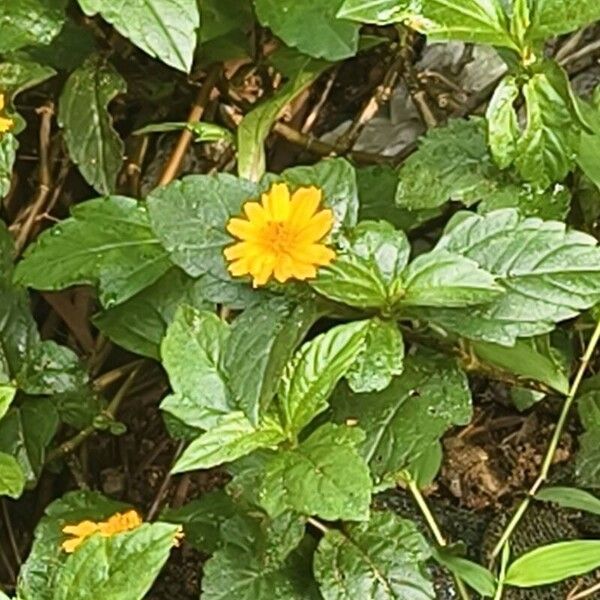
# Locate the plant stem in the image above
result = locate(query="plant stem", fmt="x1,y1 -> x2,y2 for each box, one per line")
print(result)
407,479 -> 471,600
490,320 -> 600,560
307,516 -> 329,535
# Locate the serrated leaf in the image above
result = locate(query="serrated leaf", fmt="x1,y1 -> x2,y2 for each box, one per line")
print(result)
314,512 -> 434,600
0,452 -> 25,499
17,491 -> 129,600
278,320 -> 369,436
400,250 -> 502,308
535,486 -> 600,517
15,197 -> 171,308
505,540 -> 600,587
160,306 -> 233,431
432,547 -> 496,597
226,298 -> 321,425
347,318 -> 405,393
487,75 -> 519,169
95,269 -> 212,359
414,209 -> 600,345
529,0 -> 600,41
332,352 -> 471,484
147,173 -> 259,277
238,57 -> 330,181
259,423 -> 372,521
577,392 -> 600,488
78,0 -> 200,72
337,0 -> 416,24
254,0 -> 360,61
0,400 -> 58,486
312,220 -> 409,308
0,0 -> 66,53
414,0 -> 517,49
173,412 -> 285,472
0,135 -> 18,198
58,55 -> 125,194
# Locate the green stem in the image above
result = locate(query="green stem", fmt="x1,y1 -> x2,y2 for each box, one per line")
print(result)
490,320 -> 600,560
407,479 -> 471,600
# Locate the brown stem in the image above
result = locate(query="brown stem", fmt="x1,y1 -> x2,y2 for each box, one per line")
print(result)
1,500 -> 20,567
145,440 -> 185,521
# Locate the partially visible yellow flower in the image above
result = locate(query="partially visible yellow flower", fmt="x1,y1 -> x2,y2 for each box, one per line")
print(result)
224,183 -> 336,287
0,94 -> 14,134
61,510 -> 142,553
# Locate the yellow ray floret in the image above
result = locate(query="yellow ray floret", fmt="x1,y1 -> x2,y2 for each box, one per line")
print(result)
61,509 -> 143,553
224,183 -> 336,287
0,94 -> 14,134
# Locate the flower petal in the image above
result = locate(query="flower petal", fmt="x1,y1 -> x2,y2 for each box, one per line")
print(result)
62,521 -> 99,537
291,261 -> 318,280
0,95 -> 4,111
290,243 -> 336,266
243,201 -> 268,226
273,254 -> 295,283
262,183 -> 290,221
62,537 -> 85,553
299,209 -> 334,242
228,258 -> 251,277
251,254 -> 276,287
289,186 -> 322,230
226,218 -> 262,241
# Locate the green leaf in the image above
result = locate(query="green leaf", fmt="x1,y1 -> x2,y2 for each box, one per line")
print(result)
0,452 -> 25,499
160,306 -> 233,431
514,69 -> 577,189
314,512 -> 434,600
58,55 -> 126,194
279,320 -> 369,436
199,0 -> 253,44
400,250 -> 502,308
505,540 -> 600,587
261,424 -> 372,521
347,318 -> 404,393
53,522 -> 180,599
0,399 -> 59,486
469,337 -> 569,394
577,391 -> 600,488
147,173 -> 258,278
529,0 -> 600,41
332,352 -> 471,484
432,547 -> 496,597
415,209 -> 600,345
337,0 -> 416,24
17,491 -> 129,600
0,135 -> 17,198
509,0 -> 531,49
134,121 -> 233,143
94,269 -> 212,359
226,299 -> 321,425
311,220 -> 410,308
535,487 -> 600,517
0,0 -> 66,53
173,412 -> 285,472
414,0 -> 517,50
78,0 -> 200,72
254,0 -> 360,61
15,196 -> 171,308
486,75 -> 520,169
0,386 -> 17,422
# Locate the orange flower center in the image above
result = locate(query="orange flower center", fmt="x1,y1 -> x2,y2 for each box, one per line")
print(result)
264,222 -> 295,253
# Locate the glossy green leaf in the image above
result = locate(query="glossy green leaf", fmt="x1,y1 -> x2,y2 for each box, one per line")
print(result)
401,250 -> 502,308
432,547 -> 496,597
0,0 -> 66,53
337,0 -> 416,24
254,0 -> 360,61
415,209 -> 600,345
535,486 -> 600,517
53,522 -> 180,599
147,173 -> 258,278
15,197 -> 171,308
173,412 -> 285,472
260,424 -> 372,521
577,392 -> 600,488
529,0 -> 600,40
134,121 -> 233,143
314,512 -> 434,600
160,306 -> 233,431
198,0 -> 253,43
95,269 -> 211,359
58,55 -> 126,194
505,540 -> 600,587
17,491 -> 129,600
226,299 -> 320,425
332,352 -> 471,484
0,452 -> 25,499
78,0 -> 200,72
279,320 -> 369,436
0,135 -> 17,198
347,318 -> 404,394
0,386 -> 16,422
486,75 -> 519,169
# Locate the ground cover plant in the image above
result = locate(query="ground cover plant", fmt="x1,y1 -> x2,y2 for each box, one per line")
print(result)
3,0 -> 600,598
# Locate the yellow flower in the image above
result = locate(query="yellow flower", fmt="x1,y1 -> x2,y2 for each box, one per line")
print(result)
224,183 -> 336,287
61,510 -> 143,553
0,94 -> 14,134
